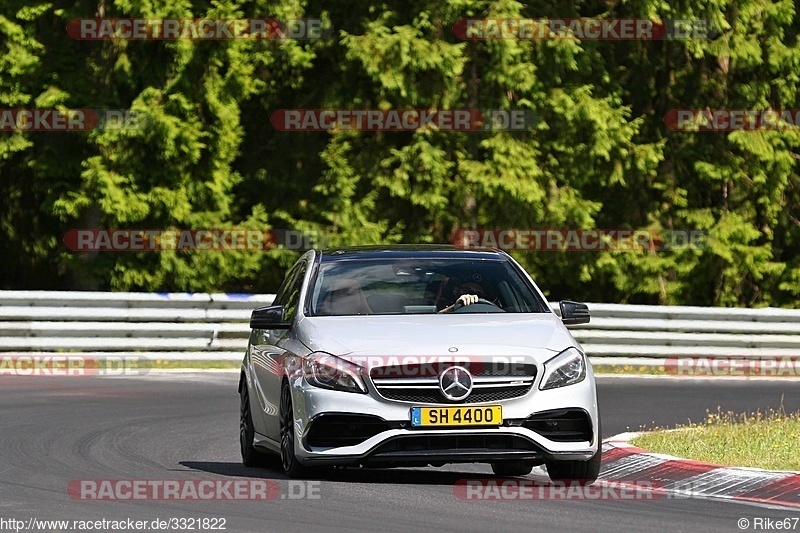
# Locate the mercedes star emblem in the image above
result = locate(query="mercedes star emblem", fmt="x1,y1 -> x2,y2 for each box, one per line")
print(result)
439,366 -> 473,401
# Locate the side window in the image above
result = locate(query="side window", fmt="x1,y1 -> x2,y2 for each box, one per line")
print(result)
282,262 -> 308,323
273,263 -> 301,307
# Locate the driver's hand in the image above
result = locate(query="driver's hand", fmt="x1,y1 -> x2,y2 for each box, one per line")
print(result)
456,294 -> 479,307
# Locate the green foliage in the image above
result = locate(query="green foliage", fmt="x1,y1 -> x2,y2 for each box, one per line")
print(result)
0,0 -> 798,307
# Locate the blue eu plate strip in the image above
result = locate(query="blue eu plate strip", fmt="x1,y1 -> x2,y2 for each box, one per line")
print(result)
410,407 -> 421,427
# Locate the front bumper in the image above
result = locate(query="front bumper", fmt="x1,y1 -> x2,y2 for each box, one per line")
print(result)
301,427 -> 594,467
288,370 -> 599,467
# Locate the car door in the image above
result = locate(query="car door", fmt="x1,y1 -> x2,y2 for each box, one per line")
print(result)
251,259 -> 308,442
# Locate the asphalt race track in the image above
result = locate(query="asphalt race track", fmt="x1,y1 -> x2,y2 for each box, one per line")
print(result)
1,373 -> 799,533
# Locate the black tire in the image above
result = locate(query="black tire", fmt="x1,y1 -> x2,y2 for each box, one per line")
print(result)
545,418 -> 602,485
240,380 -> 275,467
280,383 -> 312,478
490,461 -> 534,477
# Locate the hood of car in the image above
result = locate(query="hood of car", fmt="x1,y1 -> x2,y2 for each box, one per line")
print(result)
297,313 -> 577,363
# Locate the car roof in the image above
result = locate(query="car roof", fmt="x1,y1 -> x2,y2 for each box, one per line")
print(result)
317,244 -> 507,261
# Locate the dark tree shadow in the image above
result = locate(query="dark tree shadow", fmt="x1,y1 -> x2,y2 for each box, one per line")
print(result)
179,461 -> 552,486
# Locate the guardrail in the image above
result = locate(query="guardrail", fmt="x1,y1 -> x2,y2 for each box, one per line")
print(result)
0,291 -> 274,361
1,291 -> 799,362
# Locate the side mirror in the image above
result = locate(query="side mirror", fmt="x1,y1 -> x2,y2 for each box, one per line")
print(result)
250,305 -> 291,330
559,301 -> 590,325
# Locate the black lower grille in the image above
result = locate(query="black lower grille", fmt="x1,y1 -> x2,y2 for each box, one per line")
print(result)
371,434 -> 541,455
523,409 -> 593,442
305,414 -> 391,448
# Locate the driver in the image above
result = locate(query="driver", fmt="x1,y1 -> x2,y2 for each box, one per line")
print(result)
438,280 -> 487,313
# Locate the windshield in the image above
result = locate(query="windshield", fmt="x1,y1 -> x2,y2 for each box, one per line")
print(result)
308,257 -> 548,316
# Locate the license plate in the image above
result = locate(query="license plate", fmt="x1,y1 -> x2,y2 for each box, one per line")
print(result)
410,405 -> 502,427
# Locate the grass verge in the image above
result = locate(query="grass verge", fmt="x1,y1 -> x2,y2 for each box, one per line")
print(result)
135,359 -> 240,370
630,407 -> 800,471
593,364 -> 667,375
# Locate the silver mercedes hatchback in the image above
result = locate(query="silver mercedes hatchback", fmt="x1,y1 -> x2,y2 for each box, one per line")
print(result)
239,246 -> 600,482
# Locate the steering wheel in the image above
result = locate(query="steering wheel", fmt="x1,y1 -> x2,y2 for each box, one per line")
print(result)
451,298 -> 505,313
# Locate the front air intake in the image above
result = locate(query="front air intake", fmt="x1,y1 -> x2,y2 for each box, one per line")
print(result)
304,414 -> 391,448
522,409 -> 593,442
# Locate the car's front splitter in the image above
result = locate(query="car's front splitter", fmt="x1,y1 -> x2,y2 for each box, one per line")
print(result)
297,426 -> 596,467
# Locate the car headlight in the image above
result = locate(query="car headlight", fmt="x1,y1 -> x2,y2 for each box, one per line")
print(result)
303,352 -> 367,394
539,347 -> 586,390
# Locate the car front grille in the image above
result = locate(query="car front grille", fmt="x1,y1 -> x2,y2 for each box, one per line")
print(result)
371,362 -> 537,404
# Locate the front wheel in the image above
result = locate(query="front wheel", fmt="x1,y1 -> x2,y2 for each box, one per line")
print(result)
240,381 -> 275,467
280,383 -> 312,478
545,418 -> 602,485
